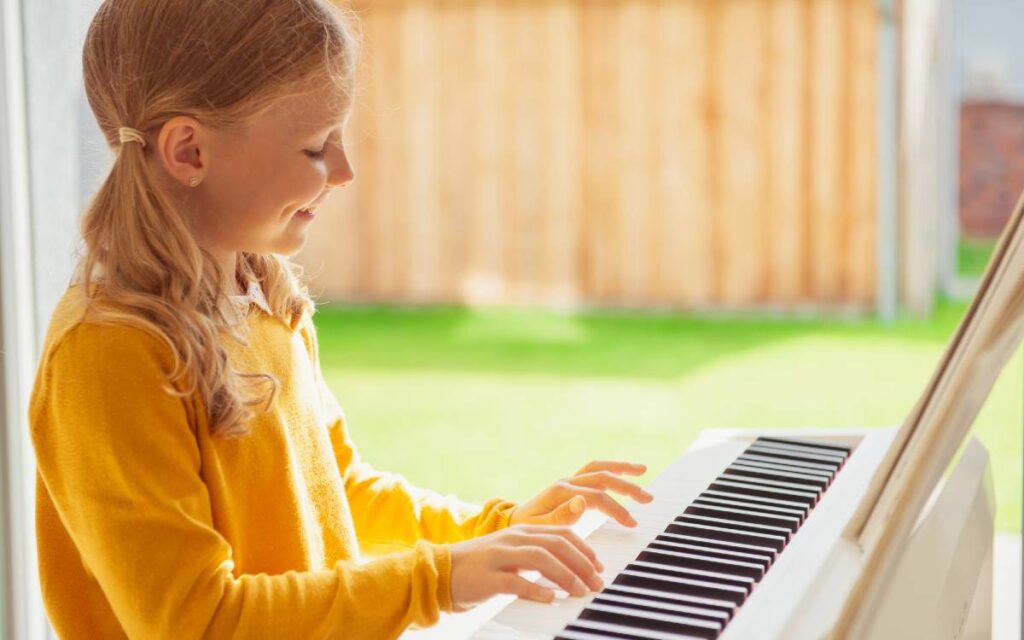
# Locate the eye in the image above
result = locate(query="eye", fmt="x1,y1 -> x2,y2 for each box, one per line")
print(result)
304,145 -> 327,159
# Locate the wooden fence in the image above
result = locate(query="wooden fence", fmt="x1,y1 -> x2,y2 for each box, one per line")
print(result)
297,0 -> 879,309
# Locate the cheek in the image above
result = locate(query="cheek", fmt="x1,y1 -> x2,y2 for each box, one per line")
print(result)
286,162 -> 328,207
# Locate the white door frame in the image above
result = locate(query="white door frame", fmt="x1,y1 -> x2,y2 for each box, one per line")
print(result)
0,0 -> 49,637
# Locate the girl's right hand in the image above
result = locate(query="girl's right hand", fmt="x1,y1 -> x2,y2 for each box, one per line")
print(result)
449,524 -> 605,612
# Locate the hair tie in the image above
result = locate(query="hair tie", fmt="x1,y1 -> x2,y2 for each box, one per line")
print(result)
118,127 -> 147,148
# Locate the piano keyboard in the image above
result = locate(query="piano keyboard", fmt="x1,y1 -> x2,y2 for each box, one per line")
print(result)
554,437 -> 852,640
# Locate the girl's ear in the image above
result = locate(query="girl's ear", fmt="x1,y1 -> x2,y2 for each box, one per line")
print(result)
154,116 -> 206,188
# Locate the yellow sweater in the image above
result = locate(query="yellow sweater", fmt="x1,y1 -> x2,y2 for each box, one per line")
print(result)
29,284 -> 517,639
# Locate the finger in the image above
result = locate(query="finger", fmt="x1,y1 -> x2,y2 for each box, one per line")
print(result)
504,546 -> 588,597
496,572 -> 555,603
568,471 -> 654,503
547,495 -> 586,526
531,534 -> 604,591
519,524 -> 604,573
575,460 -> 648,477
578,489 -> 638,527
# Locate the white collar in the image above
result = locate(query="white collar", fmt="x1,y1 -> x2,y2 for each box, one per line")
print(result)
229,279 -> 273,316
84,262 -> 272,320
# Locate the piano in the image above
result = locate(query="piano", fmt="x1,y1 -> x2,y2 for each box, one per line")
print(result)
464,427 -> 994,639
403,188 -> 1024,640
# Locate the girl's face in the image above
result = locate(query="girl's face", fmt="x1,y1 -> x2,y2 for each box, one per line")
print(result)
154,81 -> 355,265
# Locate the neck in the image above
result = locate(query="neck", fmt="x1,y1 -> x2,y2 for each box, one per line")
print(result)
216,250 -> 244,296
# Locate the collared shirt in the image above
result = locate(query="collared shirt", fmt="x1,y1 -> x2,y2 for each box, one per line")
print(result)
230,279 -> 273,319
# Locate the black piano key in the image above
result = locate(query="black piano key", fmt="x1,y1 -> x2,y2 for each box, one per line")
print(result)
556,630 -> 623,640
655,532 -> 779,560
692,494 -> 807,522
649,537 -> 773,569
629,560 -> 756,593
594,592 -> 731,624
685,503 -> 800,533
699,489 -> 810,514
616,569 -> 749,605
638,547 -> 765,579
565,618 -> 705,640
708,478 -> 818,507
717,472 -> 823,498
580,603 -> 721,640
746,443 -> 844,466
724,463 -> 830,489
739,452 -> 841,475
602,583 -> 738,619
734,455 -> 836,478
755,436 -> 851,455
675,515 -> 792,544
666,521 -> 788,552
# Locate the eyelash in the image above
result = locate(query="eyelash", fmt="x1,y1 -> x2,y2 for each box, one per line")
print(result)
305,146 -> 327,159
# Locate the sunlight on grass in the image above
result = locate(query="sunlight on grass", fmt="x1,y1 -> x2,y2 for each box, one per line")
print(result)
316,301 -> 1022,532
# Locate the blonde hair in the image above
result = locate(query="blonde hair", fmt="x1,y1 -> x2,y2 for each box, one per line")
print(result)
76,0 -> 360,437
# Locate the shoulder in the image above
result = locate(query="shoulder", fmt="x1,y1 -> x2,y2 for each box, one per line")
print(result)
29,290 -> 196,438
39,286 -> 179,382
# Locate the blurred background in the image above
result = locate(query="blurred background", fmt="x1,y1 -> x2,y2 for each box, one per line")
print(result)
1,0 -> 1021,638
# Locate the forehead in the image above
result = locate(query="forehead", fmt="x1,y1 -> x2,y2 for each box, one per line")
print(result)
267,83 -> 353,136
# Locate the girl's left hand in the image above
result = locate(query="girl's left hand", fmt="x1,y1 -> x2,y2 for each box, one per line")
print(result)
509,460 -> 654,528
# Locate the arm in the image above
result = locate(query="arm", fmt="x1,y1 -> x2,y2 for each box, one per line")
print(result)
328,406 -> 518,549
302,316 -> 517,549
31,323 -> 450,639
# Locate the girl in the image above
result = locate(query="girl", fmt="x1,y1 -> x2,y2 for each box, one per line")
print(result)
28,1 -> 653,638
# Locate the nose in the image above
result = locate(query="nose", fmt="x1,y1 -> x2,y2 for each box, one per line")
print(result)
327,145 -> 355,189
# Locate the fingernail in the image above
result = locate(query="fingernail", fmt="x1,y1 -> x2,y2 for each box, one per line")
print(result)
590,575 -> 604,591
573,578 -> 587,595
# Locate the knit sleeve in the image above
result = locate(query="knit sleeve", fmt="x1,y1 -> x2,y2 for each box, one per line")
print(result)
301,315 -> 518,551
30,322 -> 451,639
328,402 -> 519,551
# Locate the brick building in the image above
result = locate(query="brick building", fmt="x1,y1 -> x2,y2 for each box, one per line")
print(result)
959,100 -> 1024,237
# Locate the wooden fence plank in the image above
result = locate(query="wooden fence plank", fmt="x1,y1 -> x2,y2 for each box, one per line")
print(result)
809,0 -> 845,300
766,0 -> 808,301
654,0 -> 715,304
715,0 -> 769,304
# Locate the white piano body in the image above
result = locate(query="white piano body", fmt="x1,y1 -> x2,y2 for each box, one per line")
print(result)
404,427 -> 994,640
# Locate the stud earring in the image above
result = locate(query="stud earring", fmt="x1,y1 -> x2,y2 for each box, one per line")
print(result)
188,176 -> 202,187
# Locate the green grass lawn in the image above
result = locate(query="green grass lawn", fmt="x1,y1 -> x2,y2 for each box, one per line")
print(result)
314,299 -> 1022,532
958,236 -> 999,279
